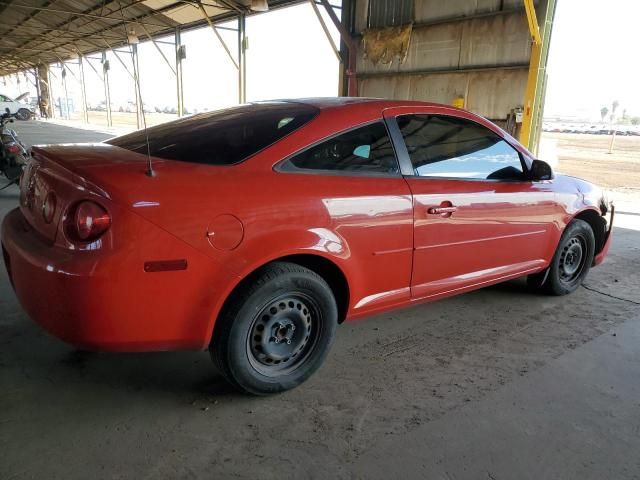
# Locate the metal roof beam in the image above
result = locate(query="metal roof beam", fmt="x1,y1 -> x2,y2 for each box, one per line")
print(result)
0,1 -> 177,29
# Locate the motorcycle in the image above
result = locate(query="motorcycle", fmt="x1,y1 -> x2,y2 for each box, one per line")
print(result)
1,107 -> 29,189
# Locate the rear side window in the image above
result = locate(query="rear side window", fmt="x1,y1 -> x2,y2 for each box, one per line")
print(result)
280,122 -> 399,175
397,114 -> 525,180
107,102 -> 319,165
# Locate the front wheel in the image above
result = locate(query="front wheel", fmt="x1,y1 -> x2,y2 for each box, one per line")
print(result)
15,109 -> 32,121
210,262 -> 338,395
529,219 -> 595,295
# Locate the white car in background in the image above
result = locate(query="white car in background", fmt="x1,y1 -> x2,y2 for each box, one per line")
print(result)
0,93 -> 35,120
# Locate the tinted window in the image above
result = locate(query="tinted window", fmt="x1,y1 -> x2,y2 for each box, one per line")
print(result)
282,122 -> 399,175
397,114 -> 524,180
107,102 -> 319,165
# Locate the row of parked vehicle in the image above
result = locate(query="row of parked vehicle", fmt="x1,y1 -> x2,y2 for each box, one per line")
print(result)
542,123 -> 640,136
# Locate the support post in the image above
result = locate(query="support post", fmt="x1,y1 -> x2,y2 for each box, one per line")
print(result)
61,63 -> 70,120
78,56 -> 89,123
175,27 -> 185,116
319,0 -> 357,96
529,0 -> 557,155
103,56 -> 113,127
519,0 -> 543,149
33,68 -> 41,107
47,68 -> 55,118
36,63 -> 52,118
238,13 -> 247,103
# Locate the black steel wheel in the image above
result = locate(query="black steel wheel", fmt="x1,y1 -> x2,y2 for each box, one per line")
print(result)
211,262 -> 338,395
558,236 -> 586,283
247,293 -> 319,376
528,218 -> 595,295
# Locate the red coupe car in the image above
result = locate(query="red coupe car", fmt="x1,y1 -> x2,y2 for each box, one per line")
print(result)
1,98 -> 613,394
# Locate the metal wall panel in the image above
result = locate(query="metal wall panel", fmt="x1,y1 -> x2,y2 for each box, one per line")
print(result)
367,0 -> 414,28
414,0 -> 501,23
359,68 -> 528,120
353,0 -> 543,121
358,12 -> 530,73
465,69 -> 529,118
358,22 -> 462,72
355,0 -> 370,34
458,14 -> 531,67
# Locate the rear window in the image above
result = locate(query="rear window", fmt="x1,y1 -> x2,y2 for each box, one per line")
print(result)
106,102 -> 319,165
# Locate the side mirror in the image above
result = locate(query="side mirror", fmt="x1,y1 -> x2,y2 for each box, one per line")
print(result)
4,108 -> 9,114
529,159 -> 553,181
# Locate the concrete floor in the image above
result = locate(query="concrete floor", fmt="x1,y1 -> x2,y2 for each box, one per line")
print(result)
1,121 -> 640,479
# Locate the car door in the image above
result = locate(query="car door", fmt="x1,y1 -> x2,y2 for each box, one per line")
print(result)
383,106 -> 559,300
277,120 -> 415,317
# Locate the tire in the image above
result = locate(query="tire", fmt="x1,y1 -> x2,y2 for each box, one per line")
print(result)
16,109 -> 31,121
529,219 -> 595,295
210,262 -> 338,395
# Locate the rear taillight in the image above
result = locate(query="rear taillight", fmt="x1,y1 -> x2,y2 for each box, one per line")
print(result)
64,200 -> 111,242
42,191 -> 56,224
5,143 -> 21,154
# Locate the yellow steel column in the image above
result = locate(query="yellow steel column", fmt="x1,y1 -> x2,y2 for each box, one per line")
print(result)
520,0 -> 542,149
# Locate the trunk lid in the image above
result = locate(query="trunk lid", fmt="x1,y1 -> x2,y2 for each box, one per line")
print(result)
18,144 -> 151,242
19,143 -> 250,254
19,155 -> 73,243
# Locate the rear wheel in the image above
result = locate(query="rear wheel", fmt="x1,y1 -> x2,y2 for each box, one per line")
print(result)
210,262 -> 338,395
528,219 -> 595,295
16,108 -> 31,121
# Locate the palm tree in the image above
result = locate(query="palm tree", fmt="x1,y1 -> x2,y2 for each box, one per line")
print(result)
600,106 -> 609,122
611,100 -> 619,122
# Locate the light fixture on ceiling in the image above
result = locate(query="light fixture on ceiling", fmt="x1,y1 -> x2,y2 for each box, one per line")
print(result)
250,0 -> 268,12
127,29 -> 139,44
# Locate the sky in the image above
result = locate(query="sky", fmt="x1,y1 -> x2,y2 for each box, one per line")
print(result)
544,0 -> 640,120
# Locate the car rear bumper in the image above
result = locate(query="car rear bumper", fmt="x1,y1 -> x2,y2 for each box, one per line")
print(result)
1,207 -> 224,352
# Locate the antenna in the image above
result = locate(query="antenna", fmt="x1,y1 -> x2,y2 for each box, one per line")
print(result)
131,40 -> 155,177
119,16 -> 154,177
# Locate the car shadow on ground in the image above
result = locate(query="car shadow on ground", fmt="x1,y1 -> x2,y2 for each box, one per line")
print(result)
55,347 -> 241,397
26,277 -> 538,399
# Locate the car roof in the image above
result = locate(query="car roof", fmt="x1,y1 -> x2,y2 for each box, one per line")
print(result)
269,97 -> 459,111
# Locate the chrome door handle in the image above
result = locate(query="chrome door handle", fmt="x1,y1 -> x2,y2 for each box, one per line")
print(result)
427,206 -> 457,215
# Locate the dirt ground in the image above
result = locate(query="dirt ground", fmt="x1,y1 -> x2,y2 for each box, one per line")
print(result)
1,124 -> 639,479
543,132 -> 640,192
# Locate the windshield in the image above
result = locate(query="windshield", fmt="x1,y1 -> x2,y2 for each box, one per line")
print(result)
106,102 -> 319,166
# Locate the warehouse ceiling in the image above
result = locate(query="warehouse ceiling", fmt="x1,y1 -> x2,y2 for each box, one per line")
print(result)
0,0 -> 303,76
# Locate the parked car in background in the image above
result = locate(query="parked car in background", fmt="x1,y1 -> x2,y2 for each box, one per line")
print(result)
1,98 -> 614,395
0,93 -> 35,120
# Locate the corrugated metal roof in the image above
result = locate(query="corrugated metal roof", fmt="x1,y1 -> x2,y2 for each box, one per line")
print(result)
0,0 -> 303,75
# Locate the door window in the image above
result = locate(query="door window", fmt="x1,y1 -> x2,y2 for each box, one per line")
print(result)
397,114 -> 525,180
281,122 -> 400,175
